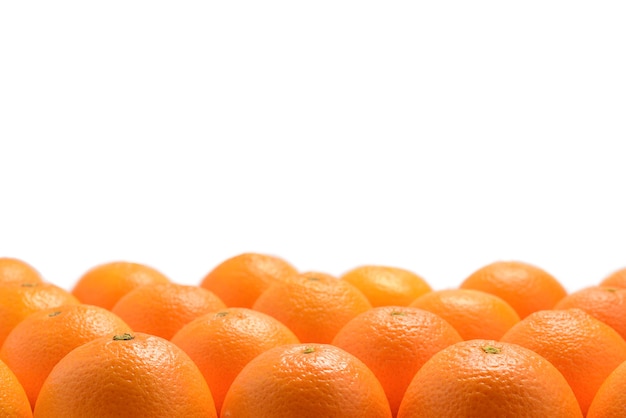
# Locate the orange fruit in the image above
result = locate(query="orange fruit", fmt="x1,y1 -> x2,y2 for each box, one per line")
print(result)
221,343 -> 393,417
0,282 -> 80,347
171,307 -> 300,414
331,306 -> 462,415
501,308 -> 626,415
397,339 -> 582,418
111,282 -> 226,340
0,305 -> 132,409
0,359 -> 32,418
200,252 -> 298,308
340,265 -> 432,307
252,272 -> 373,343
0,258 -> 43,284
587,360 -> 626,418
554,285 -> 626,340
409,288 -> 521,340
599,267 -> 626,288
71,261 -> 170,310
459,260 -> 567,318
33,332 -> 217,418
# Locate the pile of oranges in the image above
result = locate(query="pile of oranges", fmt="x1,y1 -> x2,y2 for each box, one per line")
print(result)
2,254 -> 626,417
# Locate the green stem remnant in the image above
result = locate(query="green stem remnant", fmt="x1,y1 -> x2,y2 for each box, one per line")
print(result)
482,345 -> 502,354
113,333 -> 135,341
303,346 -> 316,354
48,311 -> 62,317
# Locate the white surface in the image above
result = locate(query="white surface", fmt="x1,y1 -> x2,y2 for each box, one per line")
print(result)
1,2 -> 625,293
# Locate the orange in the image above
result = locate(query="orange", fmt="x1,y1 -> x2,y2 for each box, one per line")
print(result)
171,307 -> 300,415
252,272 -> 372,343
0,282 -> 80,347
459,260 -> 567,318
331,306 -> 462,416
200,252 -> 298,308
554,285 -> 626,340
396,339 -> 582,418
0,258 -> 43,284
71,261 -> 171,310
587,360 -> 626,418
221,343 -> 393,417
111,282 -> 226,340
501,308 -> 626,415
599,267 -> 626,288
1,305 -> 132,409
0,359 -> 32,418
340,265 -> 432,307
409,288 -> 521,340
33,332 -> 217,418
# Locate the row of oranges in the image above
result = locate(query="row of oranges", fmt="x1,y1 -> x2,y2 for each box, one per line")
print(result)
1,254 -> 626,417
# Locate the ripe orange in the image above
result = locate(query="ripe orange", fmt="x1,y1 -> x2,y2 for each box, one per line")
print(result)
71,261 -> 171,310
0,258 -> 43,284
252,272 -> 373,343
501,308 -> 626,415
171,307 -> 300,415
33,332 -> 217,418
331,306 -> 462,415
587,360 -> 626,418
409,288 -> 520,340
0,359 -> 32,418
599,267 -> 626,288
0,305 -> 132,408
340,265 -> 432,307
200,252 -> 298,308
554,285 -> 626,340
459,260 -> 567,318
397,339 -> 582,417
221,343 -> 393,417
0,282 -> 80,347
111,282 -> 226,340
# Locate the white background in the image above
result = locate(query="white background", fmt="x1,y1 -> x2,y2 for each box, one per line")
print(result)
1,2 -> 625,293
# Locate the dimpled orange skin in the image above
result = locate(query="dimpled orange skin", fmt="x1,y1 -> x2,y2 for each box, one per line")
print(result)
111,282 -> 227,340
340,265 -> 432,307
554,285 -> 626,341
500,308 -> 626,415
0,359 -> 32,418
0,282 -> 80,347
0,258 -> 43,284
397,340 -> 583,418
459,260 -> 567,318
200,253 -> 299,308
252,273 -> 373,343
33,333 -> 217,418
71,261 -> 171,310
409,288 -> 521,340
587,360 -> 626,418
0,305 -> 132,408
331,306 -> 463,416
220,343 -> 393,418
170,308 -> 300,415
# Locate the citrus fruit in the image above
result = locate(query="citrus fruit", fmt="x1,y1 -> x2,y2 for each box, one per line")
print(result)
331,306 -> 462,415
200,252 -> 298,308
501,308 -> 626,415
587,360 -> 626,418
0,359 -> 32,418
71,261 -> 171,310
221,343 -> 393,417
252,272 -> 372,343
396,339 -> 583,418
0,282 -> 80,347
340,265 -> 432,307
0,304 -> 132,408
459,260 -> 567,318
171,307 -> 300,414
409,288 -> 520,340
33,332 -> 217,418
0,258 -> 43,284
111,282 -> 226,340
599,267 -> 626,288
